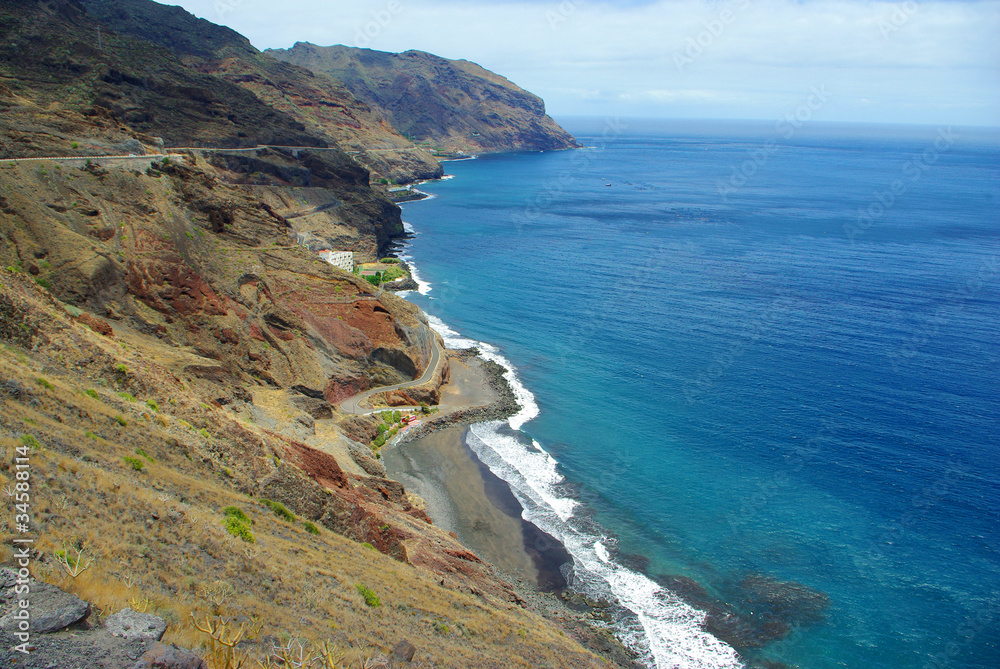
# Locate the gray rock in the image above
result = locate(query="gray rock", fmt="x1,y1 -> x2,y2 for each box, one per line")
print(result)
0,569 -> 91,634
391,639 -> 416,663
106,608 -> 167,641
131,641 -> 207,669
295,412 -> 315,430
347,439 -> 387,477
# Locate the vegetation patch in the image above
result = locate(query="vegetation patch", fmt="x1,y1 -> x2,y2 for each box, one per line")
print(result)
356,583 -> 381,608
261,499 -> 295,522
223,509 -> 255,543
122,455 -> 145,471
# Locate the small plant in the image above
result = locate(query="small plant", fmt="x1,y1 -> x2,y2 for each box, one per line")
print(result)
122,455 -> 144,471
303,521 -> 319,535
190,614 -> 250,668
34,277 -> 51,289
261,499 -> 295,522
84,431 -> 98,440
223,506 -> 252,524
71,142 -> 79,149
55,546 -> 93,578
84,389 -> 100,400
145,399 -> 159,412
355,583 -> 381,608
35,377 -> 54,390
198,428 -> 211,439
116,391 -> 135,402
114,415 -> 128,427
114,363 -> 128,374
20,434 -> 41,451
223,515 -> 255,543
184,231 -> 194,240
135,448 -> 155,464
128,594 -> 151,613
362,542 -> 376,551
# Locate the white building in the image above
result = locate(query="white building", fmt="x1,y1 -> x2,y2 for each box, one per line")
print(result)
319,250 -> 354,273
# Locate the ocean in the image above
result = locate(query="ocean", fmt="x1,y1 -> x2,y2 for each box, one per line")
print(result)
393,118 -> 1000,669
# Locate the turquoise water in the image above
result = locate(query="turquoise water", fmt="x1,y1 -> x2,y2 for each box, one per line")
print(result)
395,119 -> 1000,668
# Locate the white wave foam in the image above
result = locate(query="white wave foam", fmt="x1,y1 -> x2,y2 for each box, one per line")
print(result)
466,423 -> 745,669
424,317 -> 538,430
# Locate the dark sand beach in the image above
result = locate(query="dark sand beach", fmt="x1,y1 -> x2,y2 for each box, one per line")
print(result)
383,354 -> 570,592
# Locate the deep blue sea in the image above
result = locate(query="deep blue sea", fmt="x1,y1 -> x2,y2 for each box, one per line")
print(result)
394,118 -> 1000,669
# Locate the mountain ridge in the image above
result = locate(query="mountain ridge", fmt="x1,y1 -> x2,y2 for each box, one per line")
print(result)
267,42 -> 580,157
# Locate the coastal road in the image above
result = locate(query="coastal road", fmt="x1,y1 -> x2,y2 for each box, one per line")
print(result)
339,339 -> 443,415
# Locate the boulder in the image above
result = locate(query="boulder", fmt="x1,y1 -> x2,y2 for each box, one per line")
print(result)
106,607 -> 168,641
0,568 -> 90,634
131,642 -> 208,669
391,639 -> 416,663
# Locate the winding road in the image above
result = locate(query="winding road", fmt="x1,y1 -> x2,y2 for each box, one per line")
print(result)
339,338 -> 443,415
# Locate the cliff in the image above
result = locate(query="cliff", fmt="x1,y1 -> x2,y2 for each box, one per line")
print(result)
267,43 -> 580,157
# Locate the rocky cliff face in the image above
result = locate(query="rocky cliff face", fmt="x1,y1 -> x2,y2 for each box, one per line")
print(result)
267,43 -> 580,156
76,0 -> 444,184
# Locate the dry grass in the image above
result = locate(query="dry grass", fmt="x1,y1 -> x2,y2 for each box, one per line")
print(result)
0,278 -> 609,669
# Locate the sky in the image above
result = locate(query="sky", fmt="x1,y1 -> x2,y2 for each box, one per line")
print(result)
158,0 -> 1000,126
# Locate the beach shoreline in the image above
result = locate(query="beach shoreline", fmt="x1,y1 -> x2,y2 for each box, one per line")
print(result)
382,348 -> 643,669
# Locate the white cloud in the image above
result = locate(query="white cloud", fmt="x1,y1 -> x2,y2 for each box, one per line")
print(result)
161,0 -> 1000,125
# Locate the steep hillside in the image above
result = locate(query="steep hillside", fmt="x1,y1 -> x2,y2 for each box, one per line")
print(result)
77,0 -> 443,184
267,43 -> 580,156
0,272 -> 615,668
0,0 -> 326,154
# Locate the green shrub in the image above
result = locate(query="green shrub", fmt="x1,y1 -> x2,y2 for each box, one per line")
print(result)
145,399 -> 159,412
20,434 -> 41,451
392,411 -> 401,423
355,583 -> 380,607
84,431 -> 98,440
116,391 -> 135,402
223,506 -> 252,524
135,448 -> 155,464
114,363 -> 128,374
223,515 -> 255,543
303,521 -> 319,535
122,455 -> 144,471
35,277 -> 51,289
114,415 -> 127,427
84,389 -> 100,400
198,428 -> 210,439
261,499 -> 295,522
35,377 -> 54,391
71,142 -> 79,149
